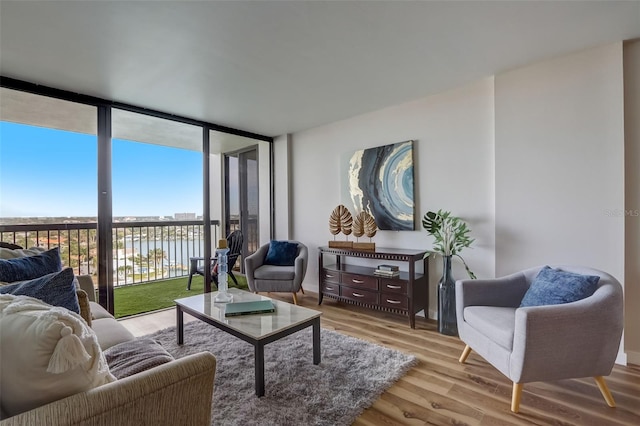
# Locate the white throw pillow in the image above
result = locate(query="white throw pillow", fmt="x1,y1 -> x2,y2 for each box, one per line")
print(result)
0,294 -> 116,417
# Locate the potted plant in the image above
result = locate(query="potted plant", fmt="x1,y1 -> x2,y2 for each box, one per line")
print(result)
422,209 -> 475,336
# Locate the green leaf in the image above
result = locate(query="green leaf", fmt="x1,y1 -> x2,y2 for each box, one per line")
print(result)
422,209 -> 476,276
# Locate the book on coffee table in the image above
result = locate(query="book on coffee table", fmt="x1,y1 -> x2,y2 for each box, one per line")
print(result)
224,300 -> 276,317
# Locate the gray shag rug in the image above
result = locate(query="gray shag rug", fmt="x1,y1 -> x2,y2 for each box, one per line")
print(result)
145,321 -> 417,426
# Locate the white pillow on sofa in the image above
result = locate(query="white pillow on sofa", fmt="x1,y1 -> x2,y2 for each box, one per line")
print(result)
0,294 -> 116,418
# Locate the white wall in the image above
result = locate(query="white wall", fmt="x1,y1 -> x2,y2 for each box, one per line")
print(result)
273,134 -> 291,240
258,141 -> 272,245
495,43 -> 627,364
495,43 -> 625,280
290,78 -> 496,318
282,43 -> 633,360
624,39 -> 640,364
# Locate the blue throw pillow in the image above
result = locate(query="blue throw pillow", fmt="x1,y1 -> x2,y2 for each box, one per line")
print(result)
264,241 -> 298,266
0,268 -> 80,313
0,247 -> 62,282
520,266 -> 600,308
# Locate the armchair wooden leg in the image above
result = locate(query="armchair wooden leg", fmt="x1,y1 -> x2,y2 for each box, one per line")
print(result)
300,287 -> 305,294
594,376 -> 616,407
459,345 -> 472,363
292,292 -> 298,305
511,382 -> 523,413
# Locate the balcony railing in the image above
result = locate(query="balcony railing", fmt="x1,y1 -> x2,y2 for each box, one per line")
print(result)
0,220 -> 220,286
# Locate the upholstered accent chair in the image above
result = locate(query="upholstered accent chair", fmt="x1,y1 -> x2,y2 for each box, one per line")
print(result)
186,230 -> 243,290
244,241 -> 308,305
456,265 -> 624,413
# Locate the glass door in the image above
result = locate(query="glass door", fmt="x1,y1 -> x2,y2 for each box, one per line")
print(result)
225,147 -> 259,267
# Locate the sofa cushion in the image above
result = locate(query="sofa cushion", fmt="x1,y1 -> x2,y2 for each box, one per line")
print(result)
264,240 -> 298,266
0,247 -> 62,282
254,264 -> 296,281
90,301 -> 114,320
0,294 -> 116,417
0,268 -> 80,314
520,266 -> 600,307
91,317 -> 136,350
463,306 -> 516,351
104,338 -> 174,379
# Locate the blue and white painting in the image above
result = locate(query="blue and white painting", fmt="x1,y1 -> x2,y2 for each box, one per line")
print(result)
342,140 -> 414,231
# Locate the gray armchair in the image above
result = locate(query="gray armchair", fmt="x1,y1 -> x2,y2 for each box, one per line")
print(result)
456,265 -> 623,413
244,241 -> 308,305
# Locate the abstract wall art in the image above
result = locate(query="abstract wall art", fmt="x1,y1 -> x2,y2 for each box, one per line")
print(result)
341,140 -> 415,231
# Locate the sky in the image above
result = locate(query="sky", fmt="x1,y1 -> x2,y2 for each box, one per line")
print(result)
0,121 -> 204,218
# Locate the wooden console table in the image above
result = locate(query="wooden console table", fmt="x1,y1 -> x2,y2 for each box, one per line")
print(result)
318,246 -> 428,329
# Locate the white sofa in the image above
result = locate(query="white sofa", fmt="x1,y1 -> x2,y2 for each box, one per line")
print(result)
0,255 -> 216,425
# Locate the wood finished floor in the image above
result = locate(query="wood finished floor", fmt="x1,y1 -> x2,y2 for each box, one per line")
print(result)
119,291 -> 640,426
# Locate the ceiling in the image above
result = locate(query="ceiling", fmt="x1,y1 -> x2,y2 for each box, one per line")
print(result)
1,1 -> 639,138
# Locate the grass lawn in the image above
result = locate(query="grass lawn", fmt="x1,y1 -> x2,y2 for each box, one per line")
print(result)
113,274 -> 249,318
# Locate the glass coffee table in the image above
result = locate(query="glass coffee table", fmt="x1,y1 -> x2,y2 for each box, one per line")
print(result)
174,288 -> 322,397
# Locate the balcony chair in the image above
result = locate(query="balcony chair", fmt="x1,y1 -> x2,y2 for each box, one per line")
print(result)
186,230 -> 243,290
456,265 -> 623,414
0,242 -> 23,250
244,240 -> 307,305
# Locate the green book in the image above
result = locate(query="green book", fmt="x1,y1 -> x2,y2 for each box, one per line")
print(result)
224,300 -> 276,317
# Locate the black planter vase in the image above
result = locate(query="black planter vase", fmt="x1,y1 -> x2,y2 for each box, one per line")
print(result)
438,255 -> 458,336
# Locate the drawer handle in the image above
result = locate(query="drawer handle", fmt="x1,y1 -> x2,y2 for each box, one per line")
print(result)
386,299 -> 401,304
325,286 -> 334,291
352,292 -> 365,298
386,285 -> 402,289
352,279 -> 364,284
325,274 -> 335,278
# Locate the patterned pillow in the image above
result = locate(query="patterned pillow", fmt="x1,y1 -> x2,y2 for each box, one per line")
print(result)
104,338 -> 174,379
0,247 -> 62,282
0,268 -> 80,314
264,241 -> 299,266
520,266 -> 600,307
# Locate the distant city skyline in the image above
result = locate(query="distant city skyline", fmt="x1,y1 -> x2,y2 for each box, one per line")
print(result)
0,121 -> 204,218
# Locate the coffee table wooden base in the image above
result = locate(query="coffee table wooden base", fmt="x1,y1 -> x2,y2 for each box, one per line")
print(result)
176,303 -> 321,397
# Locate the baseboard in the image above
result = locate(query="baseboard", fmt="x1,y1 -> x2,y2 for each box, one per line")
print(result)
416,309 -> 438,320
626,350 -> 640,366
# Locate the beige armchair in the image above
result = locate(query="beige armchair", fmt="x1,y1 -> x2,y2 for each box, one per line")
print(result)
244,241 -> 308,305
456,265 -> 623,413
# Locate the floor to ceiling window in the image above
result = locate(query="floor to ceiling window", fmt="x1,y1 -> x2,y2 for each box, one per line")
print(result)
0,81 -> 273,317
0,88 -> 98,277
110,109 -> 205,316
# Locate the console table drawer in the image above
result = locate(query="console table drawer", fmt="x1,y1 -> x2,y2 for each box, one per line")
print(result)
341,286 -> 378,305
380,294 -> 408,310
322,269 -> 340,283
322,282 -> 340,296
379,279 -> 408,294
341,272 -> 377,290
